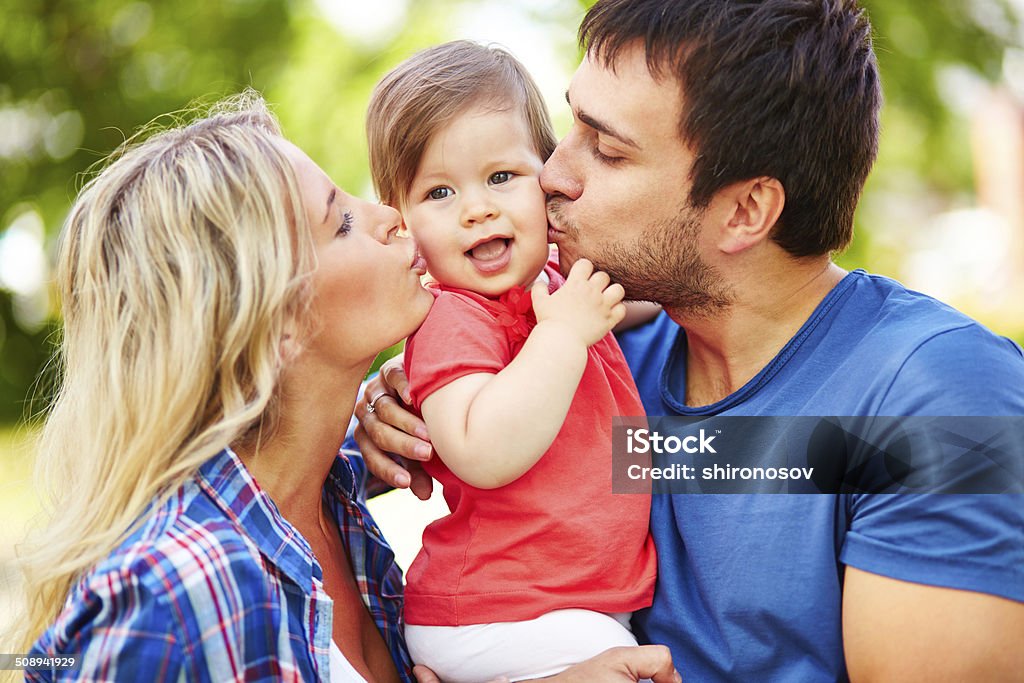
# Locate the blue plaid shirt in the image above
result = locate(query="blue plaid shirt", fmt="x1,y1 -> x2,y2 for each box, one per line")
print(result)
28,447 -> 414,681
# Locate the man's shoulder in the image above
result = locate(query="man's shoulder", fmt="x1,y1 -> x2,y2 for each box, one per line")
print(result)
822,271 -> 1024,413
839,270 -> 1022,365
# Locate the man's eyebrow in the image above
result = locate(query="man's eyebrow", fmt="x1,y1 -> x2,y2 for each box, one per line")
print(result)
565,90 -> 640,151
322,187 -> 336,224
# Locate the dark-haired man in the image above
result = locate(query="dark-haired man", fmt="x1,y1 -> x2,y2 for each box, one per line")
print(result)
359,0 -> 1024,679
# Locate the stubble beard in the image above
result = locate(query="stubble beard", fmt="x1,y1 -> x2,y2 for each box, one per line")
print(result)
548,197 -> 734,317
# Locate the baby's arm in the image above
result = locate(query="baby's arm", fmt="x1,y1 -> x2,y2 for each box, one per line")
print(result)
420,259 -> 625,489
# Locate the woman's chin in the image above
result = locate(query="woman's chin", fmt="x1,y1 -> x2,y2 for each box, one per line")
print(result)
407,287 -> 434,330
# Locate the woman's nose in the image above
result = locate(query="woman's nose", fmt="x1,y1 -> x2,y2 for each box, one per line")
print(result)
372,202 -> 403,243
540,134 -> 583,201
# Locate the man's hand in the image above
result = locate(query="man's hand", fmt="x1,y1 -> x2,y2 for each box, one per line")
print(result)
354,354 -> 435,500
412,646 -> 680,683
532,258 -> 626,348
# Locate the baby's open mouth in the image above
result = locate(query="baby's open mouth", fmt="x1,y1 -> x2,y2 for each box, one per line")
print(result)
467,238 -> 510,262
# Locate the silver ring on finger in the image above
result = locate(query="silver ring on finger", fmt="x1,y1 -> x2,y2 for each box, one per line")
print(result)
366,391 -> 389,414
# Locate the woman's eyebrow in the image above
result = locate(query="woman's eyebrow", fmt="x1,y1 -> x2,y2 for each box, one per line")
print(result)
322,187 -> 336,224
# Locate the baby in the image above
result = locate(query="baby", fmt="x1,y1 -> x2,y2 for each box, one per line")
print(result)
367,40 -> 657,682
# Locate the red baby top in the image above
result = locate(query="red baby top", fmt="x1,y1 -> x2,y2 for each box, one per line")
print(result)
402,260 -> 657,626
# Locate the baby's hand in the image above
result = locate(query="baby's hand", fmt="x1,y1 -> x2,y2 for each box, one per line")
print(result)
531,258 -> 626,347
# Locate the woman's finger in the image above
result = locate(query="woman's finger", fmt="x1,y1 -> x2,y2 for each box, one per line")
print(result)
369,393 -> 432,446
354,424 -> 414,488
379,353 -> 413,404
361,408 -> 433,462
407,461 -> 435,501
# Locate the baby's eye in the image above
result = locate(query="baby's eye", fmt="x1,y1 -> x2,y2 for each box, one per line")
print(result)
428,187 -> 453,200
489,171 -> 512,185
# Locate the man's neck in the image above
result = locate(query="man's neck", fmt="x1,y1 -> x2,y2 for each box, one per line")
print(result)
665,261 -> 847,407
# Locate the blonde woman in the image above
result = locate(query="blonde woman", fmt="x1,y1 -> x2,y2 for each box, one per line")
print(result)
8,92 -> 432,681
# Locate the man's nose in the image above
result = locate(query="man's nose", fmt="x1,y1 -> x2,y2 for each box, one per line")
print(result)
540,136 -> 583,200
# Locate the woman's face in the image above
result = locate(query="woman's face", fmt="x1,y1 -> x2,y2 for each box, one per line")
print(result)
277,139 -> 432,368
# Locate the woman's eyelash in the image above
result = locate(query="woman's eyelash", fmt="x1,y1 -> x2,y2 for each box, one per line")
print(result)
337,211 -> 353,236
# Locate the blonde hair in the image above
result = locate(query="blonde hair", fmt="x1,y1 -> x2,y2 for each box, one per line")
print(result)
6,90 -> 315,654
367,40 -> 557,208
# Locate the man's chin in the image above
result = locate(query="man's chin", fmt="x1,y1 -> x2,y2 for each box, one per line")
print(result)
553,244 -> 576,277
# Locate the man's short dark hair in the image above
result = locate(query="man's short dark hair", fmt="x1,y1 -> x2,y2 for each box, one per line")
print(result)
581,0 -> 881,257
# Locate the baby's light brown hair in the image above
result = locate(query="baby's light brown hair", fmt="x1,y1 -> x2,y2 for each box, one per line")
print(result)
367,40 -> 557,209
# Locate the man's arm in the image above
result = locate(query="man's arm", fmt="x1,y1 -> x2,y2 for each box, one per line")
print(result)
843,567 -> 1024,681
843,325 -> 1024,680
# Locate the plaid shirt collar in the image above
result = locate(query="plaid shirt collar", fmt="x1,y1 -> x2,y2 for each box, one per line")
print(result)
196,447 -> 411,680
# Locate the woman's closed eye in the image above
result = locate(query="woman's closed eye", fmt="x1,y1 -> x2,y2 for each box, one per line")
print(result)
336,210 -> 354,236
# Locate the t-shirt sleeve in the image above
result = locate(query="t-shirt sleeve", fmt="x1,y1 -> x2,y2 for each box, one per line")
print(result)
405,291 -> 510,412
840,324 -> 1024,602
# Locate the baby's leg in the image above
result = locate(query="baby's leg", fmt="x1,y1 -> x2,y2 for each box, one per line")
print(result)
406,609 -> 638,683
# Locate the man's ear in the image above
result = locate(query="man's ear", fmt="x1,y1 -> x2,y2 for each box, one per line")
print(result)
715,177 -> 785,254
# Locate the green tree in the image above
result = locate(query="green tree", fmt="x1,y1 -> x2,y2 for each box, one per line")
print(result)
1,0 -> 1020,424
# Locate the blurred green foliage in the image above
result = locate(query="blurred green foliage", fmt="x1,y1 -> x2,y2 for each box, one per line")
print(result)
0,0 -> 1020,424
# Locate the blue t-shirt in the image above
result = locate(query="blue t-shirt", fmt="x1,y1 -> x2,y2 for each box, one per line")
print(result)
617,269 -> 1024,682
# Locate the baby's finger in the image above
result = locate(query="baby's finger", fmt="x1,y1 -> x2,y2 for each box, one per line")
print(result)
603,282 -> 626,306
610,302 -> 627,328
566,257 -> 594,282
531,279 -> 550,303
589,269 -> 611,292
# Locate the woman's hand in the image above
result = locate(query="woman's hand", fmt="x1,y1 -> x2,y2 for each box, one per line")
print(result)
354,354 -> 435,500
412,645 -> 680,683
